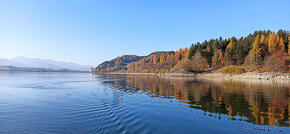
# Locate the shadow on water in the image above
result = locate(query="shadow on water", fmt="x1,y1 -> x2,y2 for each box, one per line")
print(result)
99,74 -> 290,127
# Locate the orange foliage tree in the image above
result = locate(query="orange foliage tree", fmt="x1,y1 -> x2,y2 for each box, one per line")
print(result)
153,55 -> 158,64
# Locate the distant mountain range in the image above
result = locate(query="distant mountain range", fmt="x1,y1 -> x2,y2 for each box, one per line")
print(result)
0,57 -> 91,71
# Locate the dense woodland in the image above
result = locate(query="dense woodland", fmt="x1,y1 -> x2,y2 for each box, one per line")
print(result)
95,30 -> 290,73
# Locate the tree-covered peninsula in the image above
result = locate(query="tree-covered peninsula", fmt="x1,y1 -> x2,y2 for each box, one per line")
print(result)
95,30 -> 290,74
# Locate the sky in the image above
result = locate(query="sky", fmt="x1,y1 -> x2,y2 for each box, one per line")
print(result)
0,0 -> 289,66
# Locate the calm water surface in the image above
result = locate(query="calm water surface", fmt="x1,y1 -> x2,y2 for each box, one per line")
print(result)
0,72 -> 289,134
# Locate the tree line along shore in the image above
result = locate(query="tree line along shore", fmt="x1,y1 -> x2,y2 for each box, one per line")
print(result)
94,30 -> 290,77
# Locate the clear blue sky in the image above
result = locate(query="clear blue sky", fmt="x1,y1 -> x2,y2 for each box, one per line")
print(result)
0,0 -> 289,66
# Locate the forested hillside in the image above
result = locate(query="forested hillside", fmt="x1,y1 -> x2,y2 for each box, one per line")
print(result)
95,30 -> 290,73
95,55 -> 145,72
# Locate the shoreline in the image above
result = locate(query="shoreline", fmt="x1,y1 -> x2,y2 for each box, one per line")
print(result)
0,70 -> 90,73
99,72 -> 290,81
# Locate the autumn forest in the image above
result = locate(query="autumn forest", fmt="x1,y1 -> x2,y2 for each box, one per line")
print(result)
95,30 -> 290,74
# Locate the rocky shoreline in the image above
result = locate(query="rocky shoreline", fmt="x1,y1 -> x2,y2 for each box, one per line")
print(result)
193,72 -> 290,81
105,72 -> 290,81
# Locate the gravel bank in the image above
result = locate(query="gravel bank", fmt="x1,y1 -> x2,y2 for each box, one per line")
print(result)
102,72 -> 290,81
195,72 -> 290,81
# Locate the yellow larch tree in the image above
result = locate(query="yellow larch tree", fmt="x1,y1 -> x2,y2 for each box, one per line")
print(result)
182,48 -> 189,59
252,35 -> 260,55
278,38 -> 285,52
175,48 -> 182,61
250,35 -> 264,64
160,53 -> 165,63
227,38 -> 233,49
267,32 -> 275,54
260,34 -> 266,45
268,32 -> 275,53
267,32 -> 281,54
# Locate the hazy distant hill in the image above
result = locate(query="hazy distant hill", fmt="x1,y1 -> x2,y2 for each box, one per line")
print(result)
0,57 -> 91,71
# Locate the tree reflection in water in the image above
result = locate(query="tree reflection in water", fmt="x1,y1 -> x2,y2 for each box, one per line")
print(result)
100,74 -> 290,127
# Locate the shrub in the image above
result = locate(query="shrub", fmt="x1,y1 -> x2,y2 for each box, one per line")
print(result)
171,59 -> 192,72
243,53 -> 261,72
142,69 -> 150,73
154,69 -> 160,74
192,53 -> 208,71
219,65 -> 245,74
159,69 -> 168,74
262,51 -> 288,72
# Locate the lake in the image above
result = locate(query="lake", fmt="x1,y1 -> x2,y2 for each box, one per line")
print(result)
0,72 -> 289,134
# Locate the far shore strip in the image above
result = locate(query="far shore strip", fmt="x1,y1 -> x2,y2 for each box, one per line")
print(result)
99,72 -> 290,81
